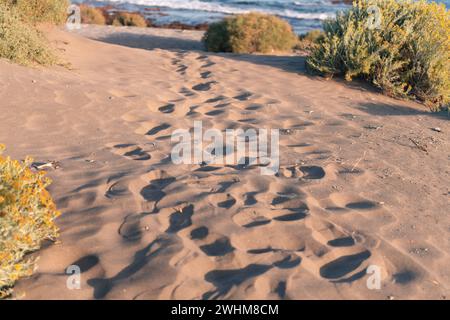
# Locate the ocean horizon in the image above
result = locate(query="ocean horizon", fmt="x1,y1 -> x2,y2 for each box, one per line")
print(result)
73,0 -> 450,34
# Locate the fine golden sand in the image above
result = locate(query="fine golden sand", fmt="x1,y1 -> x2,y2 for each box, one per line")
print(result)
1,25 -> 449,299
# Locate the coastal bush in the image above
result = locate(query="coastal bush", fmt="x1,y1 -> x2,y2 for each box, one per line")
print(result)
80,5 -> 106,25
295,29 -> 324,51
203,13 -> 298,53
112,12 -> 148,28
1,0 -> 69,25
306,0 -> 450,110
0,144 -> 60,299
0,4 -> 55,65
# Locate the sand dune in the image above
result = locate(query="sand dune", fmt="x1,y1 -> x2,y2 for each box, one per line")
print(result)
1,25 -> 449,300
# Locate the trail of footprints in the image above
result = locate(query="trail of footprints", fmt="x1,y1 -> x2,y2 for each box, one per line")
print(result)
97,50 -> 405,299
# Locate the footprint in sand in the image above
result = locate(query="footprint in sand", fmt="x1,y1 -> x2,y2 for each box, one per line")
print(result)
300,166 -> 326,179
105,180 -> 131,199
201,71 -> 212,79
146,123 -> 171,136
190,226 -> 209,240
205,109 -> 225,117
158,103 -> 175,114
233,92 -> 253,101
205,95 -> 227,104
200,237 -> 235,256
217,194 -> 236,209
324,194 -> 382,213
139,171 -> 176,212
319,250 -> 371,281
179,87 -> 196,97
112,143 -> 151,161
166,204 -> 194,233
203,264 -> 272,299
201,61 -> 216,68
118,212 -> 152,241
192,81 -> 217,92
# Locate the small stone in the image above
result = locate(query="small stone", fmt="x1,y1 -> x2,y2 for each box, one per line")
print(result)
283,168 -> 293,178
431,127 -> 442,133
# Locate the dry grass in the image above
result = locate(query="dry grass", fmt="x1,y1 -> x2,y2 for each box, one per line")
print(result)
1,0 -> 69,25
112,12 -> 148,28
0,3 -> 55,66
80,5 -> 106,25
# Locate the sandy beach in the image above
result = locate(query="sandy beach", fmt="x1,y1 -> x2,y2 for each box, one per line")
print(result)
1,24 -> 449,300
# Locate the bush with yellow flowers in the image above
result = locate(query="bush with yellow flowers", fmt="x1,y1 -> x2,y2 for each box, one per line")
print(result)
0,144 -> 60,298
203,13 -> 298,54
307,0 -> 449,110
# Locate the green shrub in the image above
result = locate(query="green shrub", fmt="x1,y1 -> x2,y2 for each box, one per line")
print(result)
0,4 -> 55,65
0,144 -> 60,299
203,13 -> 298,53
112,12 -> 148,28
306,0 -> 450,110
1,0 -> 69,25
80,5 -> 106,25
296,29 -> 324,51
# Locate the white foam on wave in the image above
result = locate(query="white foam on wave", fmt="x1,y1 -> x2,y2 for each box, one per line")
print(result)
102,0 -> 335,20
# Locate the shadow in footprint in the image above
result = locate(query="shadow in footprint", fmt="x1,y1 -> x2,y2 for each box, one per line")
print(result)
158,104 -> 175,114
346,201 -> 379,210
393,270 -> 417,285
119,214 -> 144,241
245,104 -> 263,111
180,87 -> 195,97
300,166 -> 326,179
201,71 -> 212,79
190,226 -> 209,240
218,195 -> 236,209
233,92 -> 253,101
320,250 -> 371,280
273,211 -> 306,222
123,147 -> 151,161
146,123 -> 171,136
206,109 -> 225,116
166,204 -> 194,233
205,95 -> 226,103
69,255 -> 99,273
214,103 -> 230,109
140,176 -> 176,210
88,237 -> 169,299
244,192 -> 257,206
200,237 -> 235,256
275,281 -> 287,299
247,247 -> 274,254
327,236 -> 355,247
203,264 -> 272,299
192,81 -> 216,91
273,255 -> 301,269
243,219 -> 271,228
